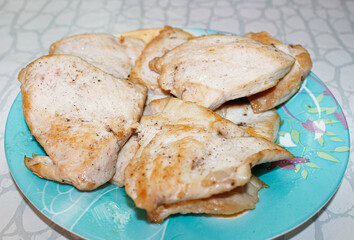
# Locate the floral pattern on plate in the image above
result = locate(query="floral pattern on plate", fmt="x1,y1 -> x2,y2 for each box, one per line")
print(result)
267,74 -> 350,179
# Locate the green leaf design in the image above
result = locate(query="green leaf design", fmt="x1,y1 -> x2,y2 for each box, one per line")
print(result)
306,162 -> 321,168
326,132 -> 337,136
318,136 -> 324,146
330,137 -> 343,142
320,119 -> 339,124
291,130 -> 300,143
295,164 -> 301,173
325,107 -> 337,114
278,131 -> 287,136
309,107 -> 338,115
316,93 -> 324,103
317,152 -> 340,162
335,147 -> 350,152
301,169 -> 308,179
308,108 -> 319,113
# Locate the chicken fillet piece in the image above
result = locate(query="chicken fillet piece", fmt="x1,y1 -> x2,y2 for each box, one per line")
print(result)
129,26 -> 194,105
110,133 -> 139,187
245,31 -> 312,113
148,175 -> 267,223
49,33 -> 145,79
19,55 -> 147,190
145,97 -> 280,142
215,99 -> 280,142
124,98 -> 293,215
152,35 -> 295,110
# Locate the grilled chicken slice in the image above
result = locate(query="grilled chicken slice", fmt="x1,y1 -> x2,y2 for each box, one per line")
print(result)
144,97 -> 280,142
129,26 -> 193,105
245,32 -> 312,113
112,26 -> 197,185
49,33 -> 145,79
19,55 -> 147,190
152,35 -> 295,110
143,97 -> 171,115
110,133 -> 139,187
149,175 -> 267,223
215,99 -> 280,142
119,28 -> 164,44
124,98 -> 293,216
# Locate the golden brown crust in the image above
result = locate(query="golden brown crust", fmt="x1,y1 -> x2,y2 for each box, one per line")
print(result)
248,64 -> 303,113
148,176 -> 267,223
146,97 -> 171,114
128,26 -> 194,90
291,45 -> 312,75
118,28 -> 164,44
243,31 -> 282,45
245,31 -> 312,113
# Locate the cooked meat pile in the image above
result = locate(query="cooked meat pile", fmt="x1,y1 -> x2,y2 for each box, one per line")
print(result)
19,26 -> 311,221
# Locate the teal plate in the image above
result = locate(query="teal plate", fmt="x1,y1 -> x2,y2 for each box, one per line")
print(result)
5,29 -> 350,240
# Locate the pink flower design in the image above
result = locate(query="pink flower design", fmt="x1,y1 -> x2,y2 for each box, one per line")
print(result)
334,111 -> 348,130
267,157 -> 310,170
301,120 -> 326,139
323,89 -> 332,96
301,120 -> 325,133
311,74 -> 348,130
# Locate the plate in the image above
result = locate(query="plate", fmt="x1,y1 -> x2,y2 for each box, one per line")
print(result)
5,29 -> 350,240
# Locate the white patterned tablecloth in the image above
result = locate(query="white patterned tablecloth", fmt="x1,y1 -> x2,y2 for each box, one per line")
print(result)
0,0 -> 353,239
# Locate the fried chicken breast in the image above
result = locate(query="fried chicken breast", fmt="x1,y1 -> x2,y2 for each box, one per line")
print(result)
124,98 -> 293,218
19,54 -> 147,190
152,35 -> 295,110
245,31 -> 312,113
49,33 -> 145,79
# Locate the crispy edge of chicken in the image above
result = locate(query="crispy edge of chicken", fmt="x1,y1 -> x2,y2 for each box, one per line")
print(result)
245,31 -> 312,113
152,34 -> 295,110
148,175 -> 268,223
